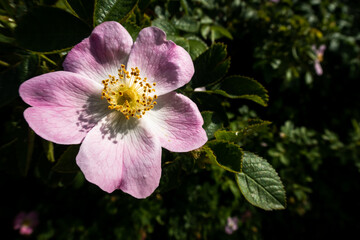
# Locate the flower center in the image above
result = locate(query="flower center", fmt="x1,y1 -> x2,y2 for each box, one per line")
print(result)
101,64 -> 157,119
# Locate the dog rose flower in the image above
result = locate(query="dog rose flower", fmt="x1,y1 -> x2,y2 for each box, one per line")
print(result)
19,21 -> 207,198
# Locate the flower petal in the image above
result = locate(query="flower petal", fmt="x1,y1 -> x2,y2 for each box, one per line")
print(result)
76,113 -> 162,198
19,71 -> 102,107
24,105 -> 108,144
145,92 -> 207,152
63,21 -> 133,82
127,27 -> 194,95
20,71 -> 109,144
314,61 -> 323,76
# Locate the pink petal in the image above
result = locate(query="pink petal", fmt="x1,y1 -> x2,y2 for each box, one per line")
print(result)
24,105 -> 108,144
319,44 -> 326,53
19,71 -> 102,107
20,71 -> 108,144
20,226 -> 33,236
127,27 -> 194,95
63,21 -> 133,83
76,113 -> 162,198
145,92 -> 207,152
314,61 -> 323,76
14,212 -> 26,229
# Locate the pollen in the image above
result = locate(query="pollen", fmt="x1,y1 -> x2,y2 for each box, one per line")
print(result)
101,66 -> 157,120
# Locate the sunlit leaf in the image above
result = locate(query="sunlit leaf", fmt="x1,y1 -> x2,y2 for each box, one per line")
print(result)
236,152 -> 286,210
210,75 -> 269,106
94,0 -> 138,26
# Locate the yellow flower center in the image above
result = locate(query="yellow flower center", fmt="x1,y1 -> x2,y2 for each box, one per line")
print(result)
101,64 -> 157,120
317,53 -> 324,62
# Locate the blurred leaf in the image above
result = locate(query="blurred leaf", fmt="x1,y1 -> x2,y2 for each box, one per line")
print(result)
43,140 -> 55,163
14,7 -> 91,52
187,36 -> 208,60
236,152 -> 286,210
172,16 -> 200,33
94,0 -> 138,26
52,145 -> 80,173
191,43 -> 230,88
152,18 -> 178,36
0,33 -> 14,44
215,120 -> 271,143
210,25 -> 233,42
66,0 -> 95,25
211,75 -> 269,106
0,54 -> 39,107
205,140 -> 243,173
201,111 -> 223,139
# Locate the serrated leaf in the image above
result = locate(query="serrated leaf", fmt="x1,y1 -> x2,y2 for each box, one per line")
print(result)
215,120 -> 271,143
14,7 -> 91,52
206,140 -> 243,173
152,18 -> 178,36
236,152 -> 286,210
52,145 -> 80,173
191,43 -> 230,88
192,92 -> 228,124
94,0 -> 138,26
187,36 -> 208,60
201,111 -> 223,139
172,16 -> 200,33
210,75 -> 269,106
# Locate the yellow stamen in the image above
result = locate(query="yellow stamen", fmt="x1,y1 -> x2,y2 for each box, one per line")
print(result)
101,65 -> 157,119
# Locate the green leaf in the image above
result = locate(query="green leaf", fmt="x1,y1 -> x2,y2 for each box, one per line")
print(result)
192,92 -> 229,124
167,35 -> 190,52
152,18 -> 178,36
236,152 -> 286,210
172,16 -> 200,33
0,54 -> 39,107
66,0 -> 95,25
215,120 -> 271,143
210,75 -> 269,106
205,140 -> 243,173
201,111 -> 223,139
0,33 -> 15,44
122,21 -> 141,41
191,43 -> 230,88
187,36 -> 208,60
14,7 -> 91,53
52,145 -> 80,173
43,140 -> 55,163
94,0 -> 138,26
210,25 -> 233,42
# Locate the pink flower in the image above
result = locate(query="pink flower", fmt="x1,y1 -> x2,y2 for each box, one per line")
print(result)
312,44 -> 326,76
19,21 -> 207,198
13,211 -> 39,236
225,216 -> 239,235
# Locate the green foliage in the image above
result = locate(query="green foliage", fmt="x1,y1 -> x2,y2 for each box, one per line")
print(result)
14,6 -> 91,52
236,152 -> 286,211
210,76 -> 269,106
191,43 -> 230,88
2,0 -> 360,239
93,0 -> 138,26
205,140 -> 243,173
